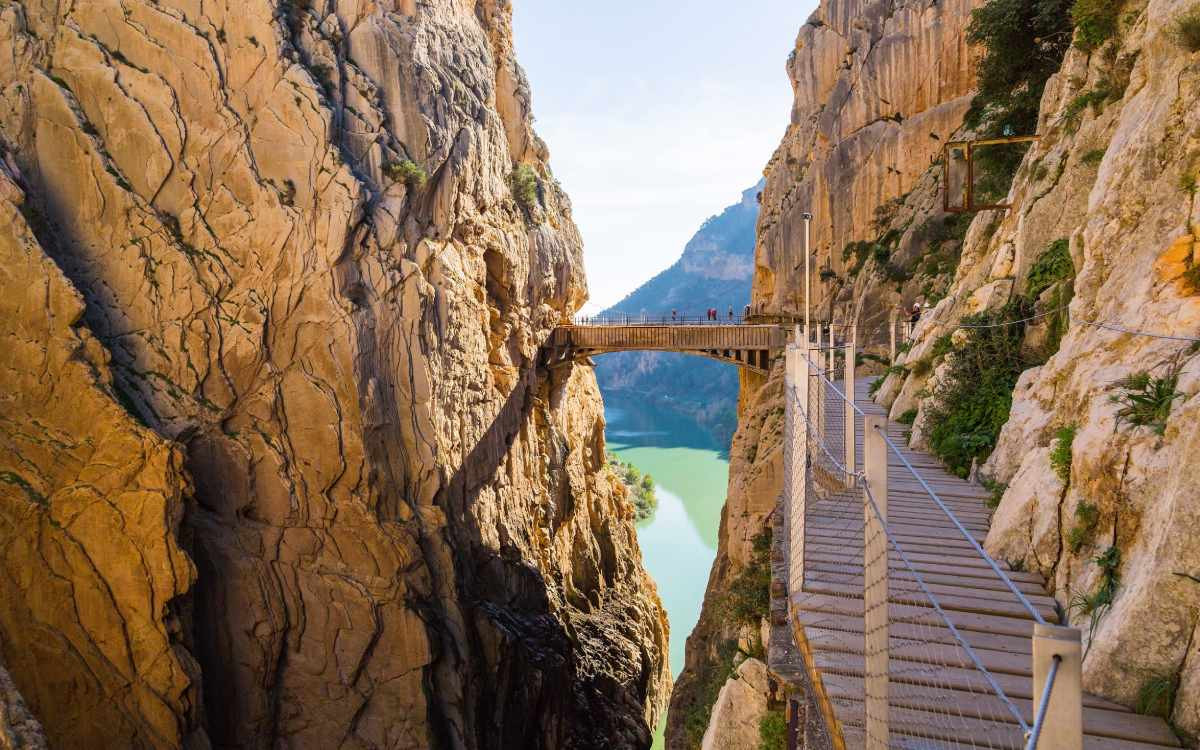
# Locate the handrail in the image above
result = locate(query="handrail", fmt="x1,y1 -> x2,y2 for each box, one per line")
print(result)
875,426 -> 1048,626
1025,655 -> 1062,750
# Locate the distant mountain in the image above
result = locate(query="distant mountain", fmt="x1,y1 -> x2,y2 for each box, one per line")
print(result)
595,182 -> 761,447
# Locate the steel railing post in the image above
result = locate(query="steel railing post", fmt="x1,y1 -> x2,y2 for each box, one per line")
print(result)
844,329 -> 857,484
1031,625 -> 1083,750
864,416 -> 889,750
889,315 -> 897,365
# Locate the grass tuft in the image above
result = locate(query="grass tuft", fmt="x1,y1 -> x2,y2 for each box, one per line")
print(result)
1136,674 -> 1178,718
1067,501 -> 1100,553
759,709 -> 787,750
1108,363 -> 1183,434
1169,5 -> 1200,51
1050,424 -> 1076,482
1072,0 -> 1124,50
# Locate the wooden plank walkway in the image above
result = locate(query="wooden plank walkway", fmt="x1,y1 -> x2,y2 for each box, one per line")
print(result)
786,377 -> 1180,749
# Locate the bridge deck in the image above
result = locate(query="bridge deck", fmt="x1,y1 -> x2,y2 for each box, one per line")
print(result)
789,378 -> 1180,749
549,323 -> 786,373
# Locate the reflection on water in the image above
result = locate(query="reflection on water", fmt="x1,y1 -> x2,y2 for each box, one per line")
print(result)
603,391 -> 729,747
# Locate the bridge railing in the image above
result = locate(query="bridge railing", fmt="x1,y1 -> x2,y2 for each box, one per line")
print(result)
783,325 -> 1084,750
556,322 -> 785,351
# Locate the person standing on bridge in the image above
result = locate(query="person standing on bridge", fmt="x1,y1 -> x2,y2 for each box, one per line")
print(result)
728,305 -> 733,321
743,303 -> 750,320
672,309 -> 677,322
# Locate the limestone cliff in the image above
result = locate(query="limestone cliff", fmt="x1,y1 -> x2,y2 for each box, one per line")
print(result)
0,1 -> 667,748
0,661 -> 45,750
877,0 -> 1200,738
753,0 -> 980,331
665,0 -> 983,745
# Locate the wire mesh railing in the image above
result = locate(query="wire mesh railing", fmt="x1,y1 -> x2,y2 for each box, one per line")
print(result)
782,324 -> 1084,750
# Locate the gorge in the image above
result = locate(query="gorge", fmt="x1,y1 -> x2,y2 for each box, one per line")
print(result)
1,0 -> 1199,748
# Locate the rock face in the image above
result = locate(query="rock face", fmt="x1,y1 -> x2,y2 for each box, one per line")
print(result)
0,661 -> 46,750
753,0 -> 980,327
872,0 -> 1200,740
699,658 -> 769,750
0,1 -> 667,748
668,1 -> 981,746
596,183 -> 761,445
0,161 -> 203,748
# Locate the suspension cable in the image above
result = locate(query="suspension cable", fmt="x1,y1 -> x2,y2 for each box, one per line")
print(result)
1024,655 -> 1062,750
874,425 -> 1048,625
862,480 -> 1032,734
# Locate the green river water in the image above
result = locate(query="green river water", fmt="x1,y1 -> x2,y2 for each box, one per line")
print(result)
602,391 -> 730,747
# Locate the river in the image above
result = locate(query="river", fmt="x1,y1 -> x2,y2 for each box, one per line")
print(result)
602,391 -> 730,747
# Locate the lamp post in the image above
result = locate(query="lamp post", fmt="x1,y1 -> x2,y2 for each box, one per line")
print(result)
802,212 -> 813,344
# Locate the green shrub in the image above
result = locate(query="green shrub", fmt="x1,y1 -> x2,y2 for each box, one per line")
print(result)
1171,5 -> 1200,51
384,159 -> 427,189
925,301 -> 1032,477
1067,501 -> 1099,553
510,164 -> 540,214
1108,364 -> 1183,434
682,639 -> 739,749
931,334 -> 955,360
1064,85 -> 1113,122
1137,675 -> 1178,718
607,452 -> 658,521
967,0 -> 1075,136
1072,0 -> 1123,50
1081,148 -> 1106,165
1070,546 -> 1120,649
722,530 -> 773,626
759,709 -> 787,750
1182,173 -> 1198,194
1050,424 -> 1076,482
1026,238 -> 1074,299
910,358 -> 932,377
898,408 -> 918,425
1184,263 -> 1200,294
981,477 -> 1007,509
820,268 -> 839,282
872,243 -> 891,265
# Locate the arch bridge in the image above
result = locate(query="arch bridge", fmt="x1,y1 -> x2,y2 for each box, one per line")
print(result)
547,321 -> 787,374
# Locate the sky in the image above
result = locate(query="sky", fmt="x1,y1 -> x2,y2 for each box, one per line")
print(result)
511,1 -> 817,314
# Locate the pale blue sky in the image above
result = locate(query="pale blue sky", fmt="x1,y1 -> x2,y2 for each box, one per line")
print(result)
511,1 -> 817,313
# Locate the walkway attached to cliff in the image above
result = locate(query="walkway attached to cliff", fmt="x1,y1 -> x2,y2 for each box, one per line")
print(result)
773,334 -> 1180,750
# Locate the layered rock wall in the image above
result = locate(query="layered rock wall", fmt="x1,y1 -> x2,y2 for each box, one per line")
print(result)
878,0 -> 1200,737
753,0 -> 980,330
667,0 -> 982,745
0,1 -> 667,748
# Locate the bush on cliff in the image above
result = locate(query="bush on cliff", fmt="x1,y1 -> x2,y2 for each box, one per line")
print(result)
1072,0 -> 1123,50
722,529 -> 773,626
510,164 -> 540,215
607,452 -> 658,521
924,301 -> 1033,477
1171,4 -> 1200,51
967,0 -> 1075,137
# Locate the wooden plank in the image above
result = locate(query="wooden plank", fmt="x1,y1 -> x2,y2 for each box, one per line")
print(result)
820,674 -> 1179,746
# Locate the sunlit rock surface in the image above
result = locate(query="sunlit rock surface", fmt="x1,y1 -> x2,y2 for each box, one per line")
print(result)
0,1 -> 667,748
874,0 -> 1200,738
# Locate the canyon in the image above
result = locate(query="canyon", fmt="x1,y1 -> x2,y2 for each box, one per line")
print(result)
0,1 -> 667,748
1,0 -> 1198,747
669,0 -> 1200,745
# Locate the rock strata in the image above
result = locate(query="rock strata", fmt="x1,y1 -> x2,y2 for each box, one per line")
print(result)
873,0 -> 1200,739
669,0 -> 982,745
0,1 -> 667,748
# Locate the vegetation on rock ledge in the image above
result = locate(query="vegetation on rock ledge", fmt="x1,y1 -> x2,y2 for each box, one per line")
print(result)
607,452 -> 657,521
924,301 -> 1034,477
